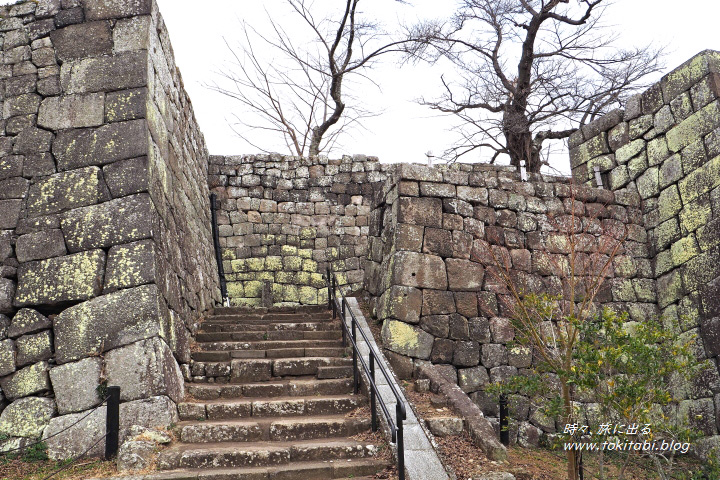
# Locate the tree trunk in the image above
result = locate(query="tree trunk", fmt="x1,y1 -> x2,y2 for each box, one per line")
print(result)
562,381 -> 578,480
502,106 -> 542,173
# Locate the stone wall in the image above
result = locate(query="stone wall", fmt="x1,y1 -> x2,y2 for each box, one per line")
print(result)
570,50 -> 720,440
0,0 -> 218,457
364,162 -> 664,440
209,154 -> 387,306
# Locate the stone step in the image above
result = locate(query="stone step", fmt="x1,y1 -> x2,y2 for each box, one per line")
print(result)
200,322 -> 340,333
186,378 -> 354,400
195,330 -> 342,342
212,305 -> 329,316
157,446 -> 386,475
177,416 -> 371,443
178,395 -> 366,421
192,348 -> 348,363
206,313 -> 332,324
192,357 -> 353,382
317,366 -> 354,379
196,339 -> 343,352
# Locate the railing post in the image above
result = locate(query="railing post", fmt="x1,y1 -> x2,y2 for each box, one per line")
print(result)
370,353 -> 377,431
326,268 -> 332,312
396,402 -> 405,480
105,386 -> 121,460
499,394 -> 509,446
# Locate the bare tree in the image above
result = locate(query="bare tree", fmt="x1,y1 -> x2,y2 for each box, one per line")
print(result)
210,0 -> 409,157
407,0 -> 664,172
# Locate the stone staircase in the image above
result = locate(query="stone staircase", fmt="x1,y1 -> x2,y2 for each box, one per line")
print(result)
155,306 -> 390,480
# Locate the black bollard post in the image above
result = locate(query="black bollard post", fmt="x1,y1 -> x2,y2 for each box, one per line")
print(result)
105,386 -> 121,460
499,394 -> 509,446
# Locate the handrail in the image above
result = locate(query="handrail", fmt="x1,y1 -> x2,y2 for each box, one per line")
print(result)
325,268 -> 406,480
209,193 -> 229,306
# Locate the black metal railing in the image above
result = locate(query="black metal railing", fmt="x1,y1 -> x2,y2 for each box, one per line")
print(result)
326,269 -> 406,480
210,193 -> 229,305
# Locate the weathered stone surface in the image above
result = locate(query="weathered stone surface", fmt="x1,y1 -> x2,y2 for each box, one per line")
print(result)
481,344 -> 508,369
0,279 -> 15,315
52,119 -> 148,171
421,315 -> 450,338
661,51 -> 720,103
446,259 -> 484,291
84,0 -> 152,20
38,93 -> 105,130
13,127 -> 54,155
31,168 -> 110,219
105,337 -> 184,403
378,285 -> 422,323
0,361 -> 50,400
8,309 -> 52,338
426,416 -> 463,437
60,193 -> 153,252
0,199 -> 22,229
423,227 -> 453,257
119,396 -> 178,441
458,366 -> 489,392
398,197 -> 442,228
0,339 -> 15,377
49,356 -> 102,415
667,101 -> 720,153
422,289 -> 456,315
430,338 -> 455,363
3,93 -> 41,118
390,251 -> 447,290
382,319 -> 434,359
50,22 -> 113,61
454,341 -> 480,367
0,397 -> 55,438
44,406 -> 106,460
14,250 -> 106,307
104,240 -> 156,293
15,229 -> 67,263
54,284 -> 164,364
15,330 -> 52,367
0,177 -> 29,200
105,88 -> 147,122
117,440 -> 156,472
102,156 -> 148,198
60,52 -> 148,94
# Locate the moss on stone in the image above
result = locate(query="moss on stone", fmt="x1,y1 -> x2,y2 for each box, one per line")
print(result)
671,235 -> 700,266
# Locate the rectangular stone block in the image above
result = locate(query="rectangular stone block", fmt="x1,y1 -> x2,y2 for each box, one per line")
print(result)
0,199 -> 22,229
16,229 -> 67,263
0,361 -> 50,400
60,193 -> 153,252
53,284 -> 165,364
38,93 -> 105,129
105,88 -> 147,122
678,155 -> 720,205
15,250 -> 106,307
49,357 -> 102,415
26,166 -> 110,217
390,251 -> 447,290
49,21 -> 113,61
15,330 -> 52,367
52,119 -> 148,171
113,16 -> 151,53
60,51 -> 147,94
667,101 -> 720,153
661,51 -> 720,103
103,239 -> 156,293
84,0 -> 152,20
102,156 -> 148,197
398,197 -> 442,228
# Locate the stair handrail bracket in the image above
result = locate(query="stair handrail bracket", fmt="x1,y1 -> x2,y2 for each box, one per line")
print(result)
325,268 -> 407,480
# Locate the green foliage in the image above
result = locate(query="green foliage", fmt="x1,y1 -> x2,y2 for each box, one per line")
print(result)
21,442 -> 48,463
95,379 -> 108,400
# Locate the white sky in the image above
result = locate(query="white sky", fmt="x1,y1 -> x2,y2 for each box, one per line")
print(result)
5,0 -> 720,174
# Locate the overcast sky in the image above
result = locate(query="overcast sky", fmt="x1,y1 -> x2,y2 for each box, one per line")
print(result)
6,0 -> 718,173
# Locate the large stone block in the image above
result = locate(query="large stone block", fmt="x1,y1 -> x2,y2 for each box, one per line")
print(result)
103,156 -> 148,198
27,167 -> 110,217
103,240 -> 156,293
7,309 -> 52,338
378,285 -> 422,323
397,197 -> 442,228
14,250 -> 106,307
0,339 -> 15,377
49,357 -> 102,415
84,0 -> 152,20
60,193 -> 153,252
667,101 -> 720,153
381,319 -> 434,359
678,155 -> 720,205
52,119 -> 148,171
13,127 -> 54,155
119,396 -> 178,441
0,397 -> 55,438
390,251 -> 447,290
661,51 -> 720,103
458,366 -> 489,393
0,279 -> 15,314
113,17 -> 151,54
15,229 -> 67,263
53,284 -> 164,364
0,361 -> 50,400
15,330 -> 52,367
105,337 -> 184,403
60,52 -> 148,94
0,199 -> 22,229
453,341 -> 480,367
43,406 -> 105,460
49,22 -> 113,61
446,258 -> 485,291
38,93 -> 105,129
